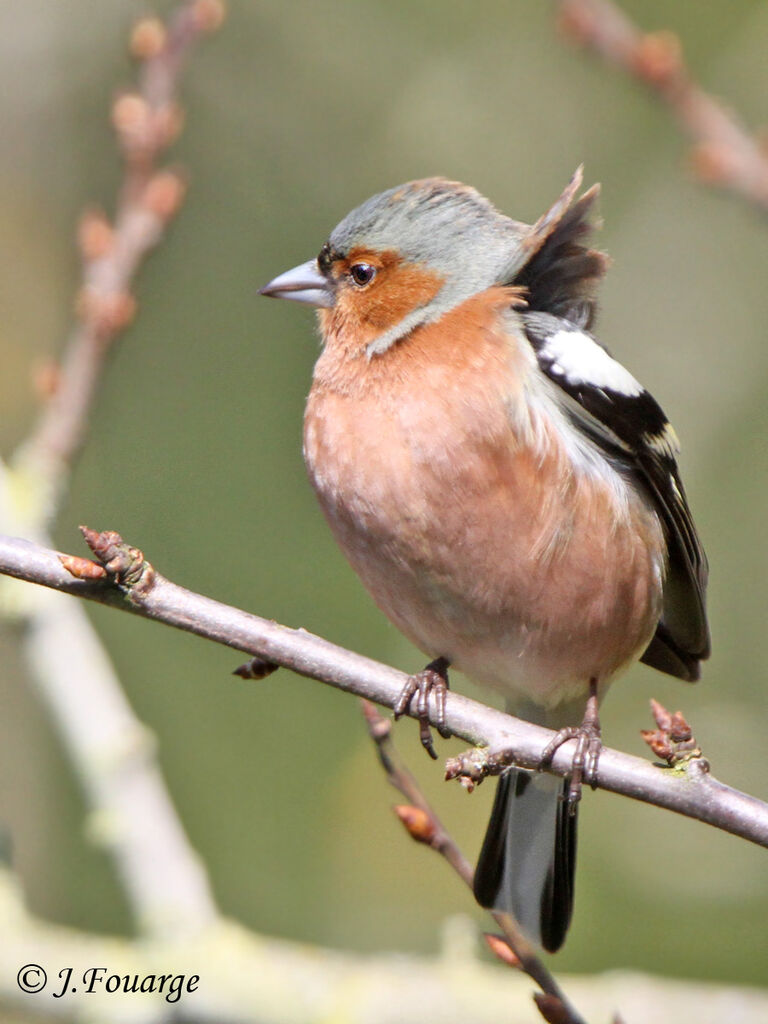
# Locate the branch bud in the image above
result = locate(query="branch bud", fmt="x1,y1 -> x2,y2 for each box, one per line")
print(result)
77,208 -> 115,262
393,805 -> 435,845
130,17 -> 167,60
76,287 -> 137,336
142,169 -> 187,221
233,657 -> 279,680
153,103 -> 185,147
112,92 -> 152,139
79,526 -> 155,597
192,0 -> 227,34
483,933 -> 521,969
632,31 -> 683,89
641,699 -> 701,766
59,555 -> 108,581
533,992 -> 571,1024
445,748 -> 490,788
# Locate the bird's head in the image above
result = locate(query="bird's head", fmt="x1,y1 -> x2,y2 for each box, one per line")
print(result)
260,178 -> 529,356
261,169 -> 604,357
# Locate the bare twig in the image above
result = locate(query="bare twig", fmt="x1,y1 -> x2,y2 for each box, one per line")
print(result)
557,0 -> 768,211
361,701 -> 587,1024
0,1 -> 225,941
22,584 -> 219,939
360,701 -> 476,886
9,0 -> 224,530
5,863 -> 762,1024
1,5 -> 764,1019
2,529 -> 767,852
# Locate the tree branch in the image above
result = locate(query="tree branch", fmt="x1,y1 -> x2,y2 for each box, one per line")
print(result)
0,0 -> 225,942
20,587 -> 220,939
0,7 -> 765,1018
9,0 -> 224,532
5,862 -> 765,1024
557,0 -> 768,211
361,702 -> 586,1024
2,529 -> 767,852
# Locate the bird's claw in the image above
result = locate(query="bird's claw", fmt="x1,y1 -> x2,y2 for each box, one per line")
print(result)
393,657 -> 451,759
540,680 -> 602,814
541,722 -> 602,811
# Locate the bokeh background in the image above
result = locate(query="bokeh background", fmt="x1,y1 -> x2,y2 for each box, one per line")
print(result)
1,0 -> 767,998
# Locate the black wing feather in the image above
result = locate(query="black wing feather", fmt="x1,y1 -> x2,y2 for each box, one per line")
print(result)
511,175 -> 710,680
515,175 -> 609,330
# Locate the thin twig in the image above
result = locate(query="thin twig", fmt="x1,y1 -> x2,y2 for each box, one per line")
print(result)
5,862 -> 757,1024
0,1 -> 225,940
361,701 -> 587,1024
2,529 -> 767,851
9,0 -> 224,530
22,585 -> 219,938
360,700 -> 475,886
557,0 -> 768,211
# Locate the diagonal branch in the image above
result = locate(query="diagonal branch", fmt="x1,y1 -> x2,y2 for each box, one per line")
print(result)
8,0 -> 224,532
0,0 -> 225,941
557,0 -> 768,211
361,701 -> 587,1024
5,858 -> 761,1024
21,586 -> 219,938
2,529 -> 767,851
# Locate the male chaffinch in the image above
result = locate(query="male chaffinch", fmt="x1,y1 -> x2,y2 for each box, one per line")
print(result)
260,168 -> 710,953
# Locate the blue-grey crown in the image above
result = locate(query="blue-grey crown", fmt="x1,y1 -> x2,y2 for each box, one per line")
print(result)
329,179 -> 528,353
330,178 -> 525,283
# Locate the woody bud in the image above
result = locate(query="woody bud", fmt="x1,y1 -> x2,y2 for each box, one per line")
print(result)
142,170 -> 187,221
632,31 -> 683,88
130,17 -> 167,60
77,209 -> 115,262
483,933 -> 521,969
192,0 -> 226,33
393,805 -> 435,845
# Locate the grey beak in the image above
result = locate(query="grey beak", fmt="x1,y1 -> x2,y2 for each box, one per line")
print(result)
259,259 -> 334,308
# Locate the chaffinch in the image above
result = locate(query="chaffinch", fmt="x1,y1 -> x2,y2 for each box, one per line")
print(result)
260,168 -> 710,952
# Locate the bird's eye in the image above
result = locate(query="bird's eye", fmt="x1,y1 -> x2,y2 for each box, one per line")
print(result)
349,263 -> 376,287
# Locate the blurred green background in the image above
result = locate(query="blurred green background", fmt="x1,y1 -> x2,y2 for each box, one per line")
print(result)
1,0 -> 767,996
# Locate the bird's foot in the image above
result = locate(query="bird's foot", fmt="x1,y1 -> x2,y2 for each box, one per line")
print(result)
540,679 -> 601,814
393,657 -> 452,760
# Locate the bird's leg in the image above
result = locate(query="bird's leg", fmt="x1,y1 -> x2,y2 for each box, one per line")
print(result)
393,656 -> 452,760
540,677 -> 602,813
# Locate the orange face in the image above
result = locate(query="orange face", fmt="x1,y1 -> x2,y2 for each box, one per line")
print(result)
319,248 -> 445,352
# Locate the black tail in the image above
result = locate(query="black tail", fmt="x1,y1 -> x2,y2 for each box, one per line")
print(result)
473,769 -> 577,953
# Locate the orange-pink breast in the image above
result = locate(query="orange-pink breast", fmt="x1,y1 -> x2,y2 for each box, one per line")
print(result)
304,291 -> 665,710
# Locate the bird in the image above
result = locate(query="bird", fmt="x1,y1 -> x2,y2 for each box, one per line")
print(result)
259,168 -> 709,953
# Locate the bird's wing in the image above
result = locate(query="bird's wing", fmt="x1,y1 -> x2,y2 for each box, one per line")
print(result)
521,311 -> 710,681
